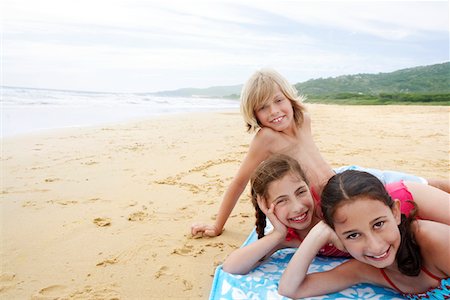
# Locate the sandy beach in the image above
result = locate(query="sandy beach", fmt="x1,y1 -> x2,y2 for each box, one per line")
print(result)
1,104 -> 449,299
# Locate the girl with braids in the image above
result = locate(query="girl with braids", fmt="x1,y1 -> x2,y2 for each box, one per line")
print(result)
279,170 -> 450,299
222,154 -> 347,274
222,154 -> 449,275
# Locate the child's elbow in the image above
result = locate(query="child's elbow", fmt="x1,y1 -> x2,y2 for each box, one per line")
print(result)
278,283 -> 297,299
221,261 -> 247,275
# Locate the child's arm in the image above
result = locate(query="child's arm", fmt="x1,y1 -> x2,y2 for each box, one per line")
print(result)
191,131 -> 272,237
279,221 -> 362,298
405,181 -> 450,225
223,200 -> 289,274
222,230 -> 286,274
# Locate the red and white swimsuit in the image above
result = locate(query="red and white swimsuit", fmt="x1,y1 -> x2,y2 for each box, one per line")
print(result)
284,181 -> 418,258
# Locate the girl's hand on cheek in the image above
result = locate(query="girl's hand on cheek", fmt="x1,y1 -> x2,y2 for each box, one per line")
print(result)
257,196 -> 287,239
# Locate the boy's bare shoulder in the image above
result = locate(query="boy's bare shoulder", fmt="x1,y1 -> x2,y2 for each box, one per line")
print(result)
254,127 -> 279,141
247,128 -> 279,155
251,127 -> 291,154
302,112 -> 312,127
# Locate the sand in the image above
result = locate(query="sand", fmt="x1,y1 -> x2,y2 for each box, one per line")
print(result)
1,104 -> 449,299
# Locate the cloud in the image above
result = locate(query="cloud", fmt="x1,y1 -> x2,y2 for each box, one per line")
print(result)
3,0 -> 448,92
253,1 -> 448,36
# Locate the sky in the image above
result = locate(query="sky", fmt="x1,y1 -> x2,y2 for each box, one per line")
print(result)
2,0 -> 449,93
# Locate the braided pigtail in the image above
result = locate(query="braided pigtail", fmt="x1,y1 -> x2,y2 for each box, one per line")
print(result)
251,189 -> 267,239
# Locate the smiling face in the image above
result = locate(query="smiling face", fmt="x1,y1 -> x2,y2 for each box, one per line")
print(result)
265,172 -> 316,231
254,84 -> 294,132
333,197 -> 401,269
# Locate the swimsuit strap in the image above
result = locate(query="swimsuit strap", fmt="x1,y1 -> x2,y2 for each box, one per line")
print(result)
310,186 -> 320,203
379,269 -> 404,294
421,266 -> 442,282
380,267 -> 442,295
285,227 -> 302,242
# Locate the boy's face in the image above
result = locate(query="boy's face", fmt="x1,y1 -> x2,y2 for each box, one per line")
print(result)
265,172 -> 315,231
333,198 -> 401,269
254,85 -> 294,132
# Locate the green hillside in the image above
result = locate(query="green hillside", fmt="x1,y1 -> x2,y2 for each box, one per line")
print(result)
296,62 -> 449,105
296,62 -> 450,96
153,62 -> 450,104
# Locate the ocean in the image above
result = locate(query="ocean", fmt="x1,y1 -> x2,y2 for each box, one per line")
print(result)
1,86 -> 240,137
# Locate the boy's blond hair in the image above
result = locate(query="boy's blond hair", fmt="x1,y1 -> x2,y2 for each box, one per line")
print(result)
240,68 -> 306,132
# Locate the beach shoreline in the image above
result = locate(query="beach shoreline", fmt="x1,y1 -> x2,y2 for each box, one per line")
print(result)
1,86 -> 240,138
1,105 -> 448,299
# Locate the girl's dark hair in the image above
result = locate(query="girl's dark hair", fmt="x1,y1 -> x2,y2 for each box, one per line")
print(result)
321,170 -> 421,276
250,154 -> 308,239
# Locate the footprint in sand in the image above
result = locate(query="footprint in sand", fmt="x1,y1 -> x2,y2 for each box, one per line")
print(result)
127,211 -> 149,221
83,197 -> 103,204
96,258 -> 118,267
70,284 -> 120,299
171,243 -> 205,257
154,266 -> 170,278
204,242 -> 225,250
155,269 -> 193,292
82,160 -> 98,166
180,278 -> 193,291
32,284 -> 120,299
47,199 -> 78,206
0,273 -> 17,293
93,217 -> 111,227
22,200 -> 40,209
31,284 -> 68,299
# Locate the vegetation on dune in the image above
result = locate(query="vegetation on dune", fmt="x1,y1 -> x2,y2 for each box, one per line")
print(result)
306,92 -> 450,105
297,62 -> 450,105
153,62 -> 450,105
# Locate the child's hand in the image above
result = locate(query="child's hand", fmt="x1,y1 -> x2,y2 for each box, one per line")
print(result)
191,223 -> 222,238
257,195 -> 287,238
328,229 -> 346,252
312,221 -> 346,252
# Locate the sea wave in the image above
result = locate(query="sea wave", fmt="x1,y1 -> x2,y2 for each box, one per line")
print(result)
1,86 -> 239,137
